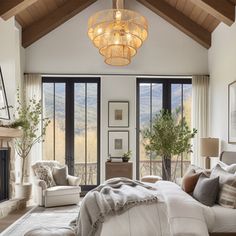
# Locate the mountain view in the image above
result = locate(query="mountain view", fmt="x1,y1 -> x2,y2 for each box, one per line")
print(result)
42,82 -> 192,183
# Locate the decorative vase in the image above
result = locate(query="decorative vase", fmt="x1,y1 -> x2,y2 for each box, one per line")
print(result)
15,183 -> 32,201
122,157 -> 129,162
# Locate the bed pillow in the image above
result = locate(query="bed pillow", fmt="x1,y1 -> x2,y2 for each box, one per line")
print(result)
182,169 -> 202,193
219,179 -> 236,209
210,164 -> 236,187
217,160 -> 236,174
34,165 -> 56,188
52,166 -> 68,186
193,173 -> 219,206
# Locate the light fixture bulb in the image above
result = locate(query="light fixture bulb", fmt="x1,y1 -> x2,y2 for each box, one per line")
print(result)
115,10 -> 122,21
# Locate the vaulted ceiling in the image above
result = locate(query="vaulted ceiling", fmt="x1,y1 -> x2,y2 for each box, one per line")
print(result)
0,0 -> 235,48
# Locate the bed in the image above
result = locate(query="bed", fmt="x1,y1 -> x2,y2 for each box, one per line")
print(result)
99,151 -> 236,236
209,151 -> 236,236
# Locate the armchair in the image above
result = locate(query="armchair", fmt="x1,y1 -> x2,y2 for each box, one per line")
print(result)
32,161 -> 81,207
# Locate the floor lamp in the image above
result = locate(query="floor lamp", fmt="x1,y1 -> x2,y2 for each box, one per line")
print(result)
200,138 -> 219,169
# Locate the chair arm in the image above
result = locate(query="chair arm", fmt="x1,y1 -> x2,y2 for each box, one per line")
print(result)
34,178 -> 47,190
67,175 -> 80,186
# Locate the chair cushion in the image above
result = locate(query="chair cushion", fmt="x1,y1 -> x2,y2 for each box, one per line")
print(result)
24,227 -> 75,236
34,165 -> 56,188
52,166 -> 68,185
44,186 -> 81,197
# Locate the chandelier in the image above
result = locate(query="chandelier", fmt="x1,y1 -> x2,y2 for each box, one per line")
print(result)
88,0 -> 148,66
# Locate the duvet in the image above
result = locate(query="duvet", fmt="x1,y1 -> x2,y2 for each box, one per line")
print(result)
100,181 -> 209,236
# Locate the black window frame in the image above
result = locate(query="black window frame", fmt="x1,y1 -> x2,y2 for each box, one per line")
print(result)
136,77 -> 192,180
42,77 -> 101,192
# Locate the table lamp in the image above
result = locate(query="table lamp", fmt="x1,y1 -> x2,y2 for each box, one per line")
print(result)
200,137 -> 219,169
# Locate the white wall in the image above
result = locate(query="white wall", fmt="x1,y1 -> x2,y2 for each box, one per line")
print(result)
101,76 -> 136,180
0,18 -> 25,183
25,0 -> 208,75
209,19 -> 236,152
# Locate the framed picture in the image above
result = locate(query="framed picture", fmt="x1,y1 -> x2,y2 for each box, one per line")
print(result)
229,81 -> 236,143
0,67 -> 10,120
108,101 -> 129,127
108,131 -> 129,157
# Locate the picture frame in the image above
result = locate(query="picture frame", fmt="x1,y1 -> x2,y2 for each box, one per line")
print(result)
0,67 -> 10,120
228,81 -> 236,143
108,130 -> 129,157
108,101 -> 129,128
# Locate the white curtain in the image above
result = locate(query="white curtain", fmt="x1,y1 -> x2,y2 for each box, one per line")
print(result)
192,75 -> 209,167
23,74 -> 42,181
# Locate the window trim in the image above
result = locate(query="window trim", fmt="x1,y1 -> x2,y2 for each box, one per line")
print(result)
136,77 -> 192,180
42,77 -> 101,192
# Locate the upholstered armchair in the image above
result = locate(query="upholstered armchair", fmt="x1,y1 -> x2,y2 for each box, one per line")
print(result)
32,161 -> 81,207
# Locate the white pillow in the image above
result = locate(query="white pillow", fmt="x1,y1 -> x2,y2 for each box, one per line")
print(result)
217,161 -> 236,174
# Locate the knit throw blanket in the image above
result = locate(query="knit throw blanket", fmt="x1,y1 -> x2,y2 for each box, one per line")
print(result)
71,177 -> 158,236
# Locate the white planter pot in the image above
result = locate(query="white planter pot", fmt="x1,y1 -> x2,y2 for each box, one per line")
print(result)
15,183 -> 32,201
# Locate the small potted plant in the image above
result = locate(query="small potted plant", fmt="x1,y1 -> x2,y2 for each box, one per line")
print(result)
122,150 -> 132,162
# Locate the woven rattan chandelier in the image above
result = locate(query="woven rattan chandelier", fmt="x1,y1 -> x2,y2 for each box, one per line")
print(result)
88,0 -> 148,66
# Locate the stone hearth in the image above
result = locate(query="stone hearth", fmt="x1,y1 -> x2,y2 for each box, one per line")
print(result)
0,127 -> 24,219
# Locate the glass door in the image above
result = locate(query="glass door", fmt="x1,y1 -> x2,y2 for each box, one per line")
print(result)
42,78 -> 100,193
74,83 -> 100,191
138,82 -> 163,178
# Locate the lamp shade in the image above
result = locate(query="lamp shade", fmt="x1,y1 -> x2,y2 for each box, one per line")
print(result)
200,138 -> 219,157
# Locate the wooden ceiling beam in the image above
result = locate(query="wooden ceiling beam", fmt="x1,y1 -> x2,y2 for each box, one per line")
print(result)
192,0 -> 235,26
22,0 -> 97,48
137,0 -> 211,49
229,0 -> 236,5
0,0 -> 38,20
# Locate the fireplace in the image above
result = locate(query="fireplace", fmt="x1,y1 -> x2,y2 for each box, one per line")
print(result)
0,148 -> 10,202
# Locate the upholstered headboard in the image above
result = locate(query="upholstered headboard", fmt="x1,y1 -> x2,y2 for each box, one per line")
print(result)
220,151 -> 236,165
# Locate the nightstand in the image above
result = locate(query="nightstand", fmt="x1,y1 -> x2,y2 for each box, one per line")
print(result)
105,162 -> 133,180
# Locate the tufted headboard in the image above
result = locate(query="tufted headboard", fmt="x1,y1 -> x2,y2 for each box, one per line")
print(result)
220,151 -> 236,165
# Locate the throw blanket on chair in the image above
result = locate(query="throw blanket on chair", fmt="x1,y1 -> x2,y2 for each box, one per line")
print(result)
72,177 -> 158,236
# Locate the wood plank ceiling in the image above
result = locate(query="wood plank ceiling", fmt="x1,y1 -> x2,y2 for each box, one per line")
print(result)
0,0 -> 235,48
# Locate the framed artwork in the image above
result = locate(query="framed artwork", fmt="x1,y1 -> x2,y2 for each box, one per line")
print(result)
108,131 -> 129,157
108,101 -> 129,127
0,67 -> 10,120
229,81 -> 236,143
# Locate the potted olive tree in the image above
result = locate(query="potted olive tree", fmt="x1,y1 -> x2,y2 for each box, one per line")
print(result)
13,89 -> 50,200
142,109 -> 197,181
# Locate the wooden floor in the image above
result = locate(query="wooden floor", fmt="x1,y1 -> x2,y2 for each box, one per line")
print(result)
0,206 -> 34,233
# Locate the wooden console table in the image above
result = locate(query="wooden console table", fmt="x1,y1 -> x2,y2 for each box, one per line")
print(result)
105,162 -> 133,180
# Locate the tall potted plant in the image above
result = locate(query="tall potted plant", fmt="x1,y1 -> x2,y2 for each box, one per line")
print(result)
142,109 -> 197,181
13,89 -> 50,200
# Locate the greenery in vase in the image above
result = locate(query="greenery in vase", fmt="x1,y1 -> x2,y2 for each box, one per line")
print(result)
122,150 -> 132,161
13,89 -> 50,184
142,109 -> 197,181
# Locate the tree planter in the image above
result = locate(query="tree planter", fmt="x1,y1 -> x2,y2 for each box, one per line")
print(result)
15,183 -> 32,201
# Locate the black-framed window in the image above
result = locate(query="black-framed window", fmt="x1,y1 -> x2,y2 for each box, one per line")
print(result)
42,77 -> 100,192
136,78 -> 192,180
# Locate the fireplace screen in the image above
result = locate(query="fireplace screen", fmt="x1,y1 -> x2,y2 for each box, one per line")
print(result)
0,149 -> 10,202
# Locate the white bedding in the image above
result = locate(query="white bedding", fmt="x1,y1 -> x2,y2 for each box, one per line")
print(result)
100,181 -> 209,236
208,205 -> 236,233
100,181 -> 236,236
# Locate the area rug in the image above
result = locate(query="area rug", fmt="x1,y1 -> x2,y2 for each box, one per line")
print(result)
1,205 -> 80,236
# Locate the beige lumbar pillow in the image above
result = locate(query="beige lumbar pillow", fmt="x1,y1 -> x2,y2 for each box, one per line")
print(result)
52,166 -> 68,186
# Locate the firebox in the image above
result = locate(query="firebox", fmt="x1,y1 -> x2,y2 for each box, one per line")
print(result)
0,148 -> 10,202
